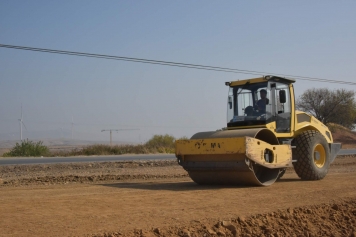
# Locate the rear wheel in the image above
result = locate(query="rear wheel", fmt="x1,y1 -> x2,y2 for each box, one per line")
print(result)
292,130 -> 330,180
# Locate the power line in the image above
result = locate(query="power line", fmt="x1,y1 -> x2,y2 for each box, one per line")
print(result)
1,43 -> 355,86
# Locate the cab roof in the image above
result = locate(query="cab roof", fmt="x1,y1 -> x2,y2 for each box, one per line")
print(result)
227,75 -> 296,87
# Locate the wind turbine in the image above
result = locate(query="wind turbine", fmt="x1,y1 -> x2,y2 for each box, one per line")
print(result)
18,105 -> 27,141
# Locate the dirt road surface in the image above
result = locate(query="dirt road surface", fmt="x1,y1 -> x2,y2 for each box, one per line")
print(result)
0,156 -> 356,237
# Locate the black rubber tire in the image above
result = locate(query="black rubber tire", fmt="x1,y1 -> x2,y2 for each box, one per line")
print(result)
292,130 -> 330,180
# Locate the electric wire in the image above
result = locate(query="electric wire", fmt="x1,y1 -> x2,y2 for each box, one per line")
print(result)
1,43 -> 355,85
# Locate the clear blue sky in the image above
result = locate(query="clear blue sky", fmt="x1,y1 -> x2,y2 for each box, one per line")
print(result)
1,1 -> 356,143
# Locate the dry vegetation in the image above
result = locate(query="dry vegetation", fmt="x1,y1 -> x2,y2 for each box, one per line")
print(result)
66,126 -> 356,155
1,125 -> 355,158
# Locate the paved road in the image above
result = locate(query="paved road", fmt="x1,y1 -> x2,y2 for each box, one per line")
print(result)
338,149 -> 356,155
0,154 -> 176,166
0,149 -> 355,166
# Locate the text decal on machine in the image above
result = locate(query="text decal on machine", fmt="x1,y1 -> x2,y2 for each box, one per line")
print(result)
194,142 -> 221,149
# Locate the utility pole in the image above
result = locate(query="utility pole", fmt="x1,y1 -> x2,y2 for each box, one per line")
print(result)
101,129 -> 139,146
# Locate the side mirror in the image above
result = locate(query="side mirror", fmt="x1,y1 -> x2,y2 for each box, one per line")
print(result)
228,96 -> 233,109
279,90 -> 286,103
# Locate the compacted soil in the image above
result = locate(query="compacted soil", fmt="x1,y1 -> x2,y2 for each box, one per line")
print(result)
0,156 -> 356,237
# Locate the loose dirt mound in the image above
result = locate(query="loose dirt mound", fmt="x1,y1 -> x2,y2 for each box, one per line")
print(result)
93,198 -> 356,237
329,123 -> 356,148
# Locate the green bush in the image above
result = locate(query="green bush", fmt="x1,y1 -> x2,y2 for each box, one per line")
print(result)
3,139 -> 50,157
177,136 -> 190,140
145,134 -> 175,148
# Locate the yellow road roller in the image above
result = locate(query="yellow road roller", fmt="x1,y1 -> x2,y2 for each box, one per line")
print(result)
175,75 -> 342,186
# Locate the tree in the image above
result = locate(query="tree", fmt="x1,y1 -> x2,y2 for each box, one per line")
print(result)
296,88 -> 356,130
145,134 -> 176,148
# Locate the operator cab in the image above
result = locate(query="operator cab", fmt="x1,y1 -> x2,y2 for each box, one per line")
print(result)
227,76 -> 295,132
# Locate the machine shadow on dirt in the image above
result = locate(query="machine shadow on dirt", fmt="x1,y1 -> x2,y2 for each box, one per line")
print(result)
98,178 -> 301,191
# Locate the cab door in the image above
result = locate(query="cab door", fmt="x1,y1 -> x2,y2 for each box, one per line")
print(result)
270,82 -> 292,133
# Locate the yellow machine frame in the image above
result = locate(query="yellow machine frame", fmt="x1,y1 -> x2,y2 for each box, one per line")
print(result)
175,75 -> 341,186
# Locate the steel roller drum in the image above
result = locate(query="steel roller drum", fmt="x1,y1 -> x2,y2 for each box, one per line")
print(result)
178,129 -> 284,186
